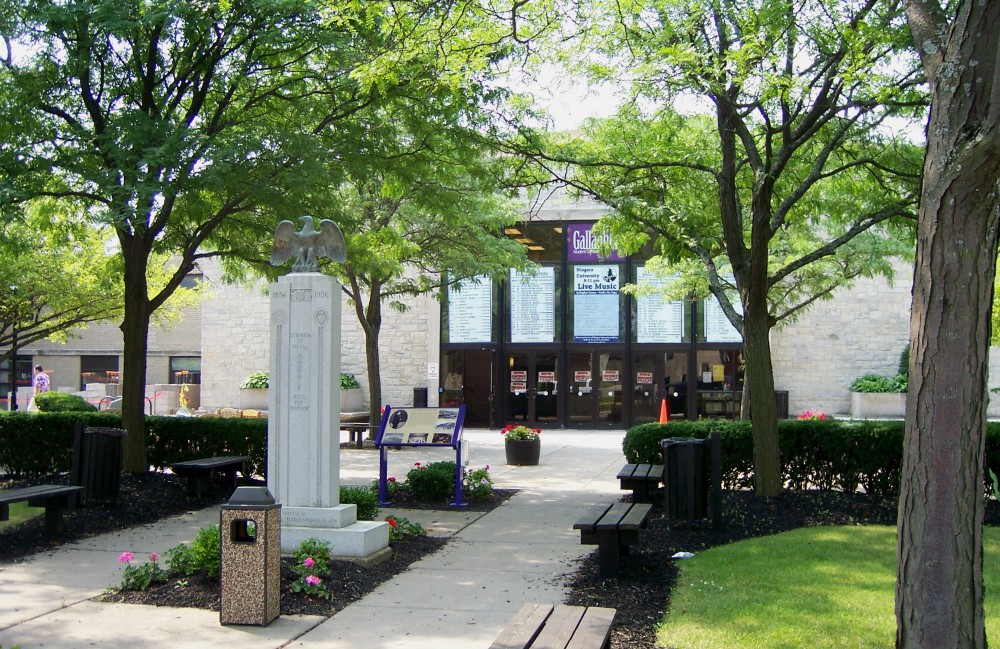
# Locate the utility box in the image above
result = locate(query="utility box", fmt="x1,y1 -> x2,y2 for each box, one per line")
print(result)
220,486 -> 281,626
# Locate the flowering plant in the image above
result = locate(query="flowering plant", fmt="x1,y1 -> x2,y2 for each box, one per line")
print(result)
385,516 -> 426,543
462,465 -> 493,502
502,424 -> 541,441
797,410 -> 829,420
290,539 -> 331,600
117,551 -> 167,591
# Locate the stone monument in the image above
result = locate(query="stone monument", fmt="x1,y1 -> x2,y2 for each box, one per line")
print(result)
268,216 -> 389,557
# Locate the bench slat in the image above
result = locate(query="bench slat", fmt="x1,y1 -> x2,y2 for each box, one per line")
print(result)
530,605 -> 586,649
565,607 -> 616,649
170,456 -> 246,470
489,603 -> 554,649
0,484 -> 83,504
619,503 -> 652,531
595,503 -> 632,532
615,463 -> 638,480
572,503 -> 613,531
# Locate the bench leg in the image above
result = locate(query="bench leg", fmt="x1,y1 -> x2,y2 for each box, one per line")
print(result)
0,503 -> 8,522
597,539 -> 620,578
43,506 -> 65,534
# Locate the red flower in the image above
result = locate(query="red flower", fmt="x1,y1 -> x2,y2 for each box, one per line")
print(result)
387,518 -> 398,527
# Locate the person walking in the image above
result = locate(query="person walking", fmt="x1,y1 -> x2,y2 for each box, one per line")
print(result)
28,365 -> 50,411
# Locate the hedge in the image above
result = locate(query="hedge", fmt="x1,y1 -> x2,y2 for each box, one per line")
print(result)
0,412 -> 267,478
624,419 -> 1000,497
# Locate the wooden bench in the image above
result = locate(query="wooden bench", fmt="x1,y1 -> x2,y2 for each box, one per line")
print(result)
169,456 -> 247,499
341,411 -> 370,448
616,463 -> 664,503
574,501 -> 653,578
0,485 -> 84,533
489,603 -> 616,649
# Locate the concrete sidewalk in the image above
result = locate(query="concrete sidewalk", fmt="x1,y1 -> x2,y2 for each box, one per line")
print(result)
0,429 -> 628,649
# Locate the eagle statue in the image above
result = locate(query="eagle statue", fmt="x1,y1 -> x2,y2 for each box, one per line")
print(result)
269,216 -> 346,272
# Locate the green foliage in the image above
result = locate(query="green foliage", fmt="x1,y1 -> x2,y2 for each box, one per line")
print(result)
850,373 -> 908,393
165,525 -> 221,579
371,477 -> 401,499
0,412 -> 121,475
117,551 -> 167,591
406,461 -> 458,501
240,371 -> 269,389
340,373 -> 360,390
290,538 -> 332,600
0,412 -> 266,477
898,344 -> 910,377
385,516 -> 426,543
623,419 -> 918,497
34,392 -> 97,412
340,485 -> 380,521
462,465 -> 494,502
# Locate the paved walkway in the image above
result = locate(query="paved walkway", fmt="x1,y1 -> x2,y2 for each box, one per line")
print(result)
0,428 -> 628,649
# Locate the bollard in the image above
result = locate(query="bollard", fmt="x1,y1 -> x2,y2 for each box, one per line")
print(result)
220,486 -> 281,626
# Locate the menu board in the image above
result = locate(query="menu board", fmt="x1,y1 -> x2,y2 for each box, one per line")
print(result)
636,267 -> 684,343
448,276 -> 492,343
704,296 -> 743,342
376,407 -> 464,446
574,265 -> 620,343
510,268 -> 555,342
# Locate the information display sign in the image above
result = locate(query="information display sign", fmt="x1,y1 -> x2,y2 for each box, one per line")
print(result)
573,265 -> 620,343
448,276 -> 492,343
704,296 -> 743,342
636,268 -> 684,343
375,406 -> 467,507
510,268 -> 555,343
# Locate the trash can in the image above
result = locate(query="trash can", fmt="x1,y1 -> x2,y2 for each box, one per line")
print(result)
71,424 -> 126,506
661,437 -> 710,520
220,486 -> 281,626
774,390 -> 789,419
413,386 -> 428,408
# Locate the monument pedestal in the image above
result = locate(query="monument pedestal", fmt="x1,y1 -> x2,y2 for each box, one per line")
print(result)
268,272 -> 389,556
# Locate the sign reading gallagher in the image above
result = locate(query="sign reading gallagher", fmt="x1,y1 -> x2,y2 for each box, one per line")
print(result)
566,223 -> 624,262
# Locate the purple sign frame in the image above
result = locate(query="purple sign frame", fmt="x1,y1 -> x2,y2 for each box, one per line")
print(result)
566,222 -> 624,262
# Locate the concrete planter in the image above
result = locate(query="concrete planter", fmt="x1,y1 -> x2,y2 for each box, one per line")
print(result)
850,392 -> 906,419
239,388 -> 269,410
341,388 -> 363,412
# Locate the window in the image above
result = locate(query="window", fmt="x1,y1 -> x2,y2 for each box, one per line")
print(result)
170,356 -> 201,384
80,355 -> 120,390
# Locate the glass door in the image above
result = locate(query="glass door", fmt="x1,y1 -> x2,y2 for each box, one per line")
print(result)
569,351 -> 624,425
505,352 -> 559,426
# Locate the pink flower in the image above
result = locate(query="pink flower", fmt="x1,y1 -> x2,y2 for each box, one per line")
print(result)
148,552 -> 159,563
118,551 -> 134,564
414,462 -> 421,467
388,477 -> 396,483
303,557 -> 316,568
305,575 -> 321,587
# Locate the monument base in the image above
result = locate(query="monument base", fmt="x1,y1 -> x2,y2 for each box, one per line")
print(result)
282,504 -> 357,529
281,520 -> 390,557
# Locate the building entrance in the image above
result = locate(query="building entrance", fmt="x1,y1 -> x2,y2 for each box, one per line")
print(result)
568,351 -> 624,426
505,351 -> 559,427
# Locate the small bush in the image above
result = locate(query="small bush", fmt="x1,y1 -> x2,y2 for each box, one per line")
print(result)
34,392 -> 97,412
849,373 -> 907,393
240,371 -> 269,389
117,551 -> 167,591
291,538 -> 332,600
406,461 -> 457,501
165,524 -> 221,579
385,516 -> 426,543
340,485 -> 380,521
340,373 -> 360,390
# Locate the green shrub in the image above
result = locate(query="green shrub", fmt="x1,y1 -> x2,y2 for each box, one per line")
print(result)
240,371 -> 269,389
462,465 -> 494,502
0,411 -> 121,475
340,373 -> 360,390
385,516 -> 426,543
849,373 -> 908,393
34,392 -> 97,412
898,344 -> 910,377
406,461 -> 457,501
340,485 -> 380,521
165,524 -> 221,579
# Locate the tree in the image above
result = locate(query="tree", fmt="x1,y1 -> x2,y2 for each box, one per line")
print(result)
0,200 -> 123,365
516,0 -> 923,496
0,0 -> 525,471
896,1 -> 1000,646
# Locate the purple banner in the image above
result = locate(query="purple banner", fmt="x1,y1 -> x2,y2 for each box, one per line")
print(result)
566,222 -> 624,262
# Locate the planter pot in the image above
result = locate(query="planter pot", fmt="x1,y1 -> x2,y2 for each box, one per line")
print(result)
239,388 -> 269,410
341,388 -> 363,412
850,392 -> 906,419
505,438 -> 541,466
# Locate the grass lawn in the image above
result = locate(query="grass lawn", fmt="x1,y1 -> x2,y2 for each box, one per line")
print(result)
0,500 -> 43,531
658,525 -> 1000,648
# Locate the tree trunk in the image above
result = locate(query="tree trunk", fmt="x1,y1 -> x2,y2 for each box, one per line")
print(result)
120,254 -> 151,474
896,2 -> 1000,646
742,303 -> 781,497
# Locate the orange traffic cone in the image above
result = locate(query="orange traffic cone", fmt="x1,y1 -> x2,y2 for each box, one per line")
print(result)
659,397 -> 670,424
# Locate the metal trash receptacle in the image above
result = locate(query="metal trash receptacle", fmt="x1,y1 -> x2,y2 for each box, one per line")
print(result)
220,486 -> 281,626
661,437 -> 710,520
413,386 -> 428,407
71,424 -> 126,506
